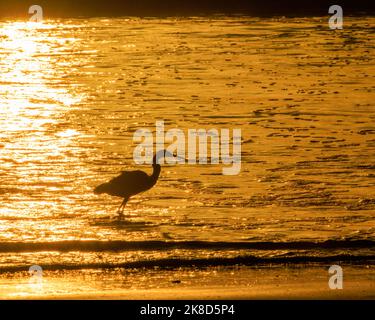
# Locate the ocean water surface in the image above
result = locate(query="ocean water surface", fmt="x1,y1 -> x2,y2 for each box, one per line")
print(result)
0,16 -> 374,273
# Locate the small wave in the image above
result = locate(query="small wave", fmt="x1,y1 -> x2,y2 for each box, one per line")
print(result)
0,254 -> 374,273
0,239 -> 374,253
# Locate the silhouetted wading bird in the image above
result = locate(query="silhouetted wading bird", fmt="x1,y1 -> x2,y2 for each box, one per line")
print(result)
94,150 -> 177,218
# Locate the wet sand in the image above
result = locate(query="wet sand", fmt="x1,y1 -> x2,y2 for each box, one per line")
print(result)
0,264 -> 374,299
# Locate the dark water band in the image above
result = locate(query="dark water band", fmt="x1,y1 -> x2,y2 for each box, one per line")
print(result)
0,239 -> 373,253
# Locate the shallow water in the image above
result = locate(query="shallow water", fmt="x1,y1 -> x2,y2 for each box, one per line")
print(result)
0,16 -> 374,271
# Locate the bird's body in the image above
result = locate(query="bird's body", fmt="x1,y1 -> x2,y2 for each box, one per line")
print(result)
94,150 -> 172,217
94,169 -> 159,198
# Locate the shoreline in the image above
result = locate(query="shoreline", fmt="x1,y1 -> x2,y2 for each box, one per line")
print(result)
1,264 -> 374,300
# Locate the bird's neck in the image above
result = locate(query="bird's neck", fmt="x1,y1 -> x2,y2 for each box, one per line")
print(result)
151,164 -> 161,183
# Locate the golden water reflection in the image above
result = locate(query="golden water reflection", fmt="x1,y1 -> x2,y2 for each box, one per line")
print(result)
0,17 -> 374,245
0,21 -> 88,228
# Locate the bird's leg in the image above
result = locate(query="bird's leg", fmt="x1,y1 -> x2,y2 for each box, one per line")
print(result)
117,197 -> 129,218
117,201 -> 124,215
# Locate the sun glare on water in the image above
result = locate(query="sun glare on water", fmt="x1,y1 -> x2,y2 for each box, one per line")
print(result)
0,20 -> 88,221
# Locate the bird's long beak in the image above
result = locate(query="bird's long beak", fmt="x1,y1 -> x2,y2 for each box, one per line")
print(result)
164,150 -> 186,163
